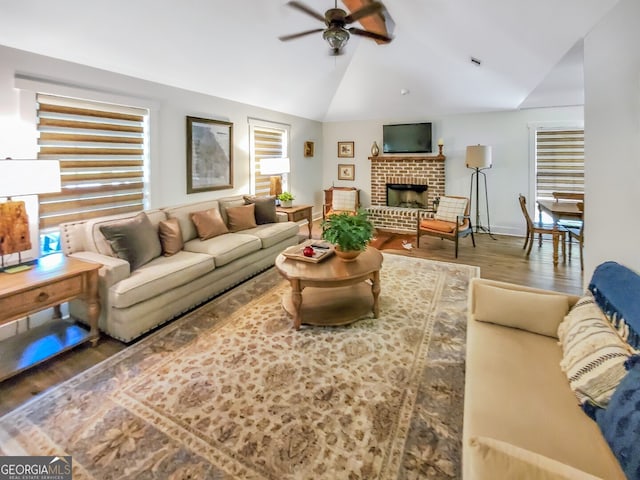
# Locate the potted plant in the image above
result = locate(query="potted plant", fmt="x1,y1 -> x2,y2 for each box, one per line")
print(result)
321,209 -> 375,261
278,191 -> 295,208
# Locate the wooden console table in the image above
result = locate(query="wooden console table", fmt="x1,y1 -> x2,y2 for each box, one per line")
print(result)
0,254 -> 101,381
277,204 -> 313,239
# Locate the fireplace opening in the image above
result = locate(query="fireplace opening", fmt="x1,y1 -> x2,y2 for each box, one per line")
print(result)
386,183 -> 429,209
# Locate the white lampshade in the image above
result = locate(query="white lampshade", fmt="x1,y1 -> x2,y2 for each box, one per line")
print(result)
0,159 -> 61,197
260,157 -> 290,175
466,145 -> 492,169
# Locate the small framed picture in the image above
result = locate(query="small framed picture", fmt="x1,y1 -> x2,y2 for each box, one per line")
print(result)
338,141 -> 354,158
338,163 -> 355,181
304,141 -> 314,158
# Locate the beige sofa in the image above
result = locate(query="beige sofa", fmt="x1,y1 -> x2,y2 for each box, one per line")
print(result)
60,196 -> 299,342
463,278 -> 626,479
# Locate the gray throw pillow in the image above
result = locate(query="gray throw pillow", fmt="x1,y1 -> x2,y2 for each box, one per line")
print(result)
99,212 -> 162,270
243,195 -> 277,224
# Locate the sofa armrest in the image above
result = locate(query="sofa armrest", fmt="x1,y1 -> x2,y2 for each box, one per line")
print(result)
276,212 -> 288,222
69,251 -> 130,288
468,278 -> 578,338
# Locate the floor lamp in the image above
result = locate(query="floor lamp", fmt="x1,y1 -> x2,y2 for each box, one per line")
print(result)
466,145 -> 495,238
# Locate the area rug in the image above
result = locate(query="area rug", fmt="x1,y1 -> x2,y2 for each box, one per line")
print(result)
0,253 -> 479,480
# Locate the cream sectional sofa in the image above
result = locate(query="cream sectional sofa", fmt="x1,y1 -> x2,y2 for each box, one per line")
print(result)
60,196 -> 299,342
464,271 -> 631,480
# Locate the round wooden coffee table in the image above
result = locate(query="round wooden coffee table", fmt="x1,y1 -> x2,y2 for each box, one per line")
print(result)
275,246 -> 383,329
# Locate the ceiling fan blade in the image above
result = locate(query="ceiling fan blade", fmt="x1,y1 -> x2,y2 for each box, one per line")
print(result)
348,27 -> 392,43
344,1 -> 383,24
285,1 -> 326,23
279,28 -> 325,41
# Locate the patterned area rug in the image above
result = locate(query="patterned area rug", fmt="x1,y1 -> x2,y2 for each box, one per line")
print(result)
0,253 -> 478,480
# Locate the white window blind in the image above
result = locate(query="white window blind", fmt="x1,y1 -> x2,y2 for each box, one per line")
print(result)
36,93 -> 148,229
250,121 -> 289,196
535,129 -> 584,201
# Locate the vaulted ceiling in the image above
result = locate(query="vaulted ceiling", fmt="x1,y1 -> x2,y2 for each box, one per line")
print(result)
0,0 -> 620,122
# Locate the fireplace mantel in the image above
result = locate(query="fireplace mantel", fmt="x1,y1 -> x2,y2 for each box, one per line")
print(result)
368,154 -> 446,162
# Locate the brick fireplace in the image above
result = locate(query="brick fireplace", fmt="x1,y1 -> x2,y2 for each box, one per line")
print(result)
366,154 -> 445,232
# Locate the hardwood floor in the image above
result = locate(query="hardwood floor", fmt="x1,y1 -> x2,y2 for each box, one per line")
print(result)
0,221 -> 583,417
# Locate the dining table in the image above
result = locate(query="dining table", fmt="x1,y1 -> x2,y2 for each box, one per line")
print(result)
537,199 -> 583,266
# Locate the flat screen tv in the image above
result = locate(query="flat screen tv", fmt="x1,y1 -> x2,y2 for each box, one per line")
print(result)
383,123 -> 432,154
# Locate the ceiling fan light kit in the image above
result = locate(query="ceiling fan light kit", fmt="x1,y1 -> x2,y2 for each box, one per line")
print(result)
281,0 -> 392,55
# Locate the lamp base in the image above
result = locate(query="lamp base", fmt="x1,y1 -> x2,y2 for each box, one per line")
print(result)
269,176 -> 283,197
1,257 -> 37,274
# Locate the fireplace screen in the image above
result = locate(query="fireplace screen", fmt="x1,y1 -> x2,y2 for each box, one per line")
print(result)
386,183 -> 429,208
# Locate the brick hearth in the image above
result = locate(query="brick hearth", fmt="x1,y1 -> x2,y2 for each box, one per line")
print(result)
366,154 -> 446,233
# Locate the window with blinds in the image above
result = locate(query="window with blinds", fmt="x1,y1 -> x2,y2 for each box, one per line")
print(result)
250,121 -> 289,196
535,129 -> 584,201
36,93 -> 148,231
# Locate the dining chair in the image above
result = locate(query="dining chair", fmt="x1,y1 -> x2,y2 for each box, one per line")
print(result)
519,194 -> 567,258
567,202 -> 584,270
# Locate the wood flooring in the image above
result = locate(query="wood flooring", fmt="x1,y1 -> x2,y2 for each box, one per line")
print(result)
0,221 -> 583,417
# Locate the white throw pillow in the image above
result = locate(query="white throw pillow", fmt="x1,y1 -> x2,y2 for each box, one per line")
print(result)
473,282 -> 569,338
435,196 -> 467,224
469,436 -> 604,480
332,189 -> 357,211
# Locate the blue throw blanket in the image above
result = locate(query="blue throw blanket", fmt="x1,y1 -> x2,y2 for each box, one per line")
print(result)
589,261 -> 640,349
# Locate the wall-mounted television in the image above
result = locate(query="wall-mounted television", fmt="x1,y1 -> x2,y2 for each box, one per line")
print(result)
383,123 -> 432,154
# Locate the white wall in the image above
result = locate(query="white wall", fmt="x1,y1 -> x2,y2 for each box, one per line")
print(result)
0,44 -> 323,261
323,106 -> 583,236
584,0 -> 640,276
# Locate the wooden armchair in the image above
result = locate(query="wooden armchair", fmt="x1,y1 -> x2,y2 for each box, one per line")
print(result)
416,195 -> 475,258
323,187 -> 360,219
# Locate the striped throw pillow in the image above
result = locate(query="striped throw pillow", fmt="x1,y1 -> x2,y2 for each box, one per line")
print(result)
332,189 -> 357,212
558,292 -> 633,409
435,197 -> 467,225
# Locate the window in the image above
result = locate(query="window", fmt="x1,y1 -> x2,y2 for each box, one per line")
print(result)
535,128 -> 584,221
249,119 -> 289,196
36,94 -> 148,254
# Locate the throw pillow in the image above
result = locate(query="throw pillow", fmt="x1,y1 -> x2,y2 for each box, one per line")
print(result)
226,203 -> 257,232
332,189 -> 357,212
243,195 -> 277,224
469,436 -> 603,480
158,217 -> 183,256
595,357 -> 640,480
191,208 -> 229,240
558,292 -> 633,409
473,282 -> 569,338
435,196 -> 467,225
99,212 -> 162,270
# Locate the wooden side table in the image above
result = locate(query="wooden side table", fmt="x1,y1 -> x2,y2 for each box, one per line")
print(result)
276,204 -> 313,239
0,253 -> 101,381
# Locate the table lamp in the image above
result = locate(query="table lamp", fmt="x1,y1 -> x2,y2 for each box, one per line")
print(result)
0,159 -> 61,272
260,157 -> 290,197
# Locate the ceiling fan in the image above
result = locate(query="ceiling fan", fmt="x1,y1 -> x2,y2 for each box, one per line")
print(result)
279,0 -> 393,55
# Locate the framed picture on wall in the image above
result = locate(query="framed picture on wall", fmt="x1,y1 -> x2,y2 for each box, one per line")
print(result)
186,116 -> 233,193
304,141 -> 314,157
338,141 -> 354,158
338,163 -> 355,181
